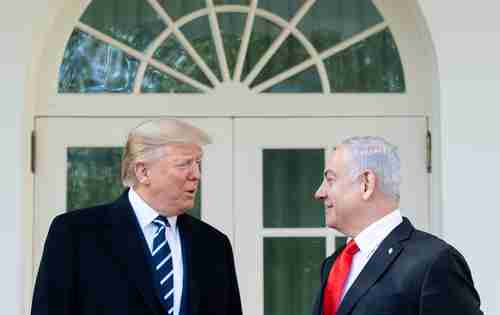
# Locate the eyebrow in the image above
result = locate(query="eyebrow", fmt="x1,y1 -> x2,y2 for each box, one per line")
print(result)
174,153 -> 203,160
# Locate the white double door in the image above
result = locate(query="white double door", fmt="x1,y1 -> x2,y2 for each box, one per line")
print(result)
35,116 -> 428,315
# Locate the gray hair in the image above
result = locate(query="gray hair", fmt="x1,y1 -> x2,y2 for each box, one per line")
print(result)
341,136 -> 401,201
121,119 -> 212,187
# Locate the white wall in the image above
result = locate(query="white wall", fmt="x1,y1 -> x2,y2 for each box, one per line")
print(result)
418,1 -> 500,314
0,0 -> 54,313
0,3 -> 29,315
1,1 -> 499,314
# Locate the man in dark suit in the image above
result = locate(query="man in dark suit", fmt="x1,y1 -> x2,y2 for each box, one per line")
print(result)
32,119 -> 242,315
312,136 -> 482,315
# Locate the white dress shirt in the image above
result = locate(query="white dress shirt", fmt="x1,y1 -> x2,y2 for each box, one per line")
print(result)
129,188 -> 184,315
340,209 -> 403,301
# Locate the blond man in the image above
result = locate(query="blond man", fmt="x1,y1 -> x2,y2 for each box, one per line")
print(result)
32,119 -> 242,315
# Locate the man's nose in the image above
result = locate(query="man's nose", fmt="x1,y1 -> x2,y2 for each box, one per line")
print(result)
314,182 -> 325,200
191,163 -> 201,179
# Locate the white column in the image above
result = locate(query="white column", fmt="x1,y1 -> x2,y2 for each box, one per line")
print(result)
418,1 -> 500,314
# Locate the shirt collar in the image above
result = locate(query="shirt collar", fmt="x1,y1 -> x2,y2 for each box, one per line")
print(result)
128,187 -> 178,230
353,209 -> 403,257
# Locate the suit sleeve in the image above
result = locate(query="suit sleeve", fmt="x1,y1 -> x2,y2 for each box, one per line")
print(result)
223,235 -> 243,315
419,246 -> 483,315
31,215 -> 76,315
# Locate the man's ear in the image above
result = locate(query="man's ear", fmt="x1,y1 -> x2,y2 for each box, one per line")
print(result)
134,161 -> 150,185
360,170 -> 376,200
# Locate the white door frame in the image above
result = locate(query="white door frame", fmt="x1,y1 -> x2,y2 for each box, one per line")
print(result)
22,0 -> 441,312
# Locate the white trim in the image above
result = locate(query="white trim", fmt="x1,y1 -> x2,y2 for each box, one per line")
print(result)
25,2 -> 442,313
252,22 -> 389,93
249,7 -> 328,93
75,22 -> 148,63
206,0 -> 231,81
319,22 -> 389,60
133,27 -> 174,94
75,6 -> 388,96
147,59 -> 213,93
76,23 -> 212,93
243,0 -> 316,86
233,0 -> 258,81
146,0 -> 220,87
134,7 -> 217,93
44,94 -> 420,117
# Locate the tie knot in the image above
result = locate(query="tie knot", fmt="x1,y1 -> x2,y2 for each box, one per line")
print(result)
153,215 -> 170,228
345,239 -> 359,256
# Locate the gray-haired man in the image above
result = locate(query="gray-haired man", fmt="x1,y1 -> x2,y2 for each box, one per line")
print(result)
32,119 -> 242,315
312,136 -> 482,315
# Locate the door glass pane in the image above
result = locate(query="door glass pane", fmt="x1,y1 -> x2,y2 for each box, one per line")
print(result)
263,65 -> 322,93
180,15 -> 222,81
80,0 -> 166,51
297,0 -> 383,52
250,35 -> 310,88
217,12 -> 247,78
153,36 -> 213,88
263,149 -> 324,228
67,147 -> 123,210
264,237 -> 325,315
158,0 -> 205,21
213,0 -> 249,4
324,29 -> 405,92
242,16 -> 281,81
67,147 -> 201,218
141,65 -> 202,93
59,29 -> 140,93
258,0 -> 304,21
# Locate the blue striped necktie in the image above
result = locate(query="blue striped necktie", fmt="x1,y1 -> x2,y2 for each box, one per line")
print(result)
152,216 -> 174,314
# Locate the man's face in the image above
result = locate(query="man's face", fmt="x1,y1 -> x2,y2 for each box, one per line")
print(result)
314,145 -> 361,232
147,143 -> 202,216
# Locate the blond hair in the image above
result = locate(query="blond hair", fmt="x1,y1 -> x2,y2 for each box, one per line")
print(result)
121,119 -> 211,187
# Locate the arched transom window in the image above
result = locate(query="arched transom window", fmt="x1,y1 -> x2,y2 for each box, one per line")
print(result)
59,0 -> 405,94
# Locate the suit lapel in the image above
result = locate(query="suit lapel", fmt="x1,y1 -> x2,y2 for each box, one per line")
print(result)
107,190 -> 160,315
178,214 -> 200,315
335,218 -> 414,315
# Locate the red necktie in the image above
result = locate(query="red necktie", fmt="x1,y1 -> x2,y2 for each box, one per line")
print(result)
323,239 -> 359,315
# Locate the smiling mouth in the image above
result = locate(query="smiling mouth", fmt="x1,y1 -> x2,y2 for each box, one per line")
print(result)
325,203 -> 335,210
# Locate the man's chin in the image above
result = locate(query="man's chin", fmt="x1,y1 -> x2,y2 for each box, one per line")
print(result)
325,217 -> 337,229
175,207 -> 190,216
178,203 -> 195,215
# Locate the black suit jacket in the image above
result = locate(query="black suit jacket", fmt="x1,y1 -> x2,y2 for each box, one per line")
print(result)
32,190 -> 242,315
312,218 -> 482,315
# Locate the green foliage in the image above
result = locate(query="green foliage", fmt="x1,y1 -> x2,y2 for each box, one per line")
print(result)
142,66 -> 201,93
59,30 -> 139,93
59,2 -> 405,94
324,29 -> 405,92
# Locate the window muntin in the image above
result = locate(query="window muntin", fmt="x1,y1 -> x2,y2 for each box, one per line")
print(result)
58,0 -> 404,94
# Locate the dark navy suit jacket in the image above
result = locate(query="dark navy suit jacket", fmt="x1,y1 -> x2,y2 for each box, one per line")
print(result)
32,190 -> 242,315
312,218 -> 483,315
